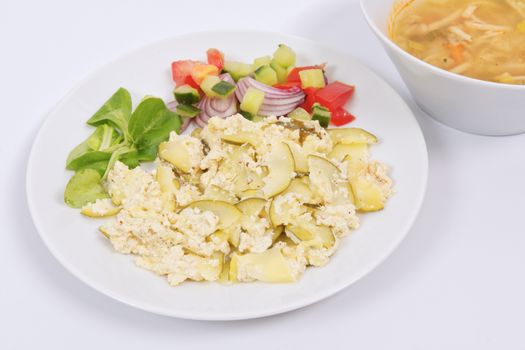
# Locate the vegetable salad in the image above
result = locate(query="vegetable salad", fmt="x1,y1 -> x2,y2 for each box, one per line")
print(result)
170,44 -> 357,131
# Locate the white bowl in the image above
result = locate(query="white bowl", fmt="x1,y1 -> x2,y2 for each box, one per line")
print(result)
360,0 -> 525,136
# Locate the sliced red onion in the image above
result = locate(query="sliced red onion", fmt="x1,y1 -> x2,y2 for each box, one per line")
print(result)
199,106 -> 211,122
195,115 -> 207,128
166,100 -> 178,112
220,73 -> 235,84
197,73 -> 238,122
236,82 -> 304,107
235,77 -> 305,117
180,116 -> 192,133
210,97 -> 233,112
236,78 -> 303,98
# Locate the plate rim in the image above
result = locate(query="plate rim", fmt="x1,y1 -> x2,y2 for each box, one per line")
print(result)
26,29 -> 428,321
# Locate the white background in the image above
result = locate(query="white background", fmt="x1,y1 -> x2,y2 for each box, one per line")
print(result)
2,0 -> 524,348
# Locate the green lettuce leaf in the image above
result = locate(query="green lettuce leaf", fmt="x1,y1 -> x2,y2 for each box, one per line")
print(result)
118,145 -> 158,167
101,145 -> 134,179
66,125 -> 122,172
86,88 -> 132,140
64,169 -> 109,208
128,97 -> 181,153
64,90 -> 183,208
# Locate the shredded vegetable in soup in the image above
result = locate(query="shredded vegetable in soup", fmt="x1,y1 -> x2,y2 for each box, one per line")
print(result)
390,0 -> 525,85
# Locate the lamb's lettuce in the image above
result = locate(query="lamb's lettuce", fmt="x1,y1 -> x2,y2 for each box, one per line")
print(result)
129,96 -> 181,160
86,88 -> 132,141
66,125 -> 121,174
101,145 -> 134,179
64,88 -> 182,207
64,169 -> 110,208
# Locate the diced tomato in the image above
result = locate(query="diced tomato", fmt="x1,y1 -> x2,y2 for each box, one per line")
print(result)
331,107 -> 356,126
184,75 -> 204,95
206,48 -> 225,71
299,87 -> 319,113
287,65 -> 324,83
191,63 -> 219,85
171,60 -> 197,86
273,82 -> 302,90
316,81 -> 355,111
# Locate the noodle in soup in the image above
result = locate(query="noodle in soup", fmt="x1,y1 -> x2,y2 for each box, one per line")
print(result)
390,0 -> 525,85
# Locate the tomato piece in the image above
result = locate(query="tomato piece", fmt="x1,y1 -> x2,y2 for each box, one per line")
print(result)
206,48 -> 225,71
171,60 -> 197,86
273,82 -> 302,90
191,63 -> 219,85
287,65 -> 324,83
184,75 -> 204,95
331,107 -> 356,126
299,87 -> 319,113
316,81 -> 355,111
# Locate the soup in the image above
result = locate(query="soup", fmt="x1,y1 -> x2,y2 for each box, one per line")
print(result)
390,0 -> 525,85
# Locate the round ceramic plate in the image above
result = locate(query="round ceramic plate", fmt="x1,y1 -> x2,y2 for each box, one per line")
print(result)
26,30 -> 428,320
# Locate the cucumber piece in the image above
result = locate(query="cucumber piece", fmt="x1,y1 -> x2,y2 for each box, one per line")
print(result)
211,80 -> 236,98
240,111 -> 264,122
223,61 -> 253,81
254,65 -> 278,86
173,84 -> 200,104
176,104 -> 201,118
200,75 -> 222,97
253,56 -> 272,70
288,107 -> 311,121
311,103 -> 331,128
239,110 -> 254,121
299,69 -> 326,89
240,87 -> 265,116
270,60 -> 288,83
273,44 -> 296,68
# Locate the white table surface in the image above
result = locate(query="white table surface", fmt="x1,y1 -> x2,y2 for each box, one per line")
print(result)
2,0 -> 525,348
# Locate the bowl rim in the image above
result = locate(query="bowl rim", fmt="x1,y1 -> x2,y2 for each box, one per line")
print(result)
359,0 -> 525,91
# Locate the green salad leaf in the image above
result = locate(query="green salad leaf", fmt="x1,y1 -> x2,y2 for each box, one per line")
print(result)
102,145 -> 134,179
119,145 -> 158,165
86,123 -> 123,150
64,169 -> 110,208
66,125 -> 122,174
129,97 -> 181,158
118,150 -> 142,169
64,88 -> 182,208
86,88 -> 132,141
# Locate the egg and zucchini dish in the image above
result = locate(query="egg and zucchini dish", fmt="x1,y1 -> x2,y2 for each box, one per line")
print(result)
80,114 -> 392,286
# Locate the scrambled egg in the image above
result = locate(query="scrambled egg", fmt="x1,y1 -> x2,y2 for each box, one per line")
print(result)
83,114 -> 392,286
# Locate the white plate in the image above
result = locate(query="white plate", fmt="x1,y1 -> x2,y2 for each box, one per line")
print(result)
26,30 -> 428,320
